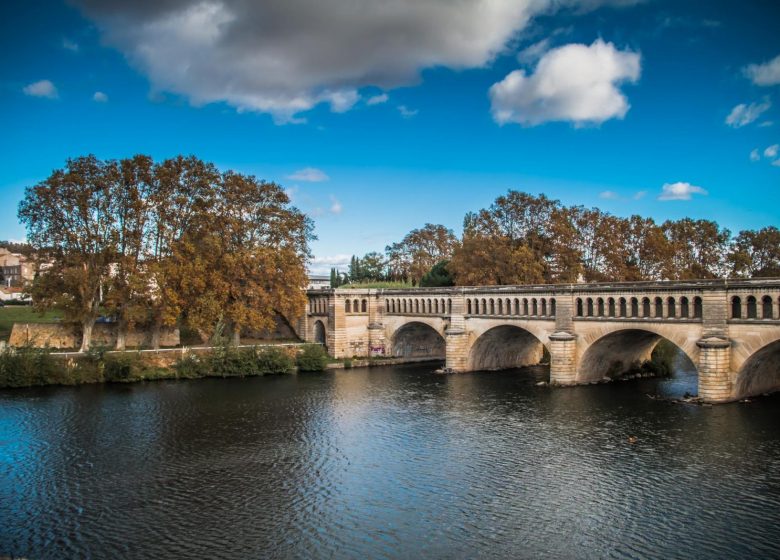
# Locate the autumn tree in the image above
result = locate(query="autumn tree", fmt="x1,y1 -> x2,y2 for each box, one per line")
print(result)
449,234 -> 543,285
145,156 -> 221,348
179,171 -> 313,345
449,192 -> 566,285
663,218 -> 730,279
104,155 -> 155,350
729,226 -> 780,278
18,155 -> 117,351
386,223 -> 457,284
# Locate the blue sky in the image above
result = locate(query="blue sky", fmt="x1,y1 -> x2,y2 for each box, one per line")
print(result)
1,0 -> 779,274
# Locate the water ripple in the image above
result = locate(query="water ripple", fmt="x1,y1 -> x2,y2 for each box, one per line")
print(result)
2,365 -> 780,558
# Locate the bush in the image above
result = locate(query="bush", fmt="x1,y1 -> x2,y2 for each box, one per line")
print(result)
174,354 -> 207,379
104,352 -> 143,382
297,344 -> 329,372
343,358 -> 353,369
0,345 -> 59,388
256,346 -> 295,375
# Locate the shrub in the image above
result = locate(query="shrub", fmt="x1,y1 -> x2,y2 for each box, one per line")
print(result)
174,354 -> 207,379
0,345 -> 58,388
104,352 -> 143,382
256,346 -> 295,375
296,344 -> 329,372
343,358 -> 353,369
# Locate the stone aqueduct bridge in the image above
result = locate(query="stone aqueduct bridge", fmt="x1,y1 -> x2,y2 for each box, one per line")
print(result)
302,279 -> 780,402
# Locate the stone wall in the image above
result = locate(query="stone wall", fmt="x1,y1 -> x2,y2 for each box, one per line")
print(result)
10,323 -> 180,349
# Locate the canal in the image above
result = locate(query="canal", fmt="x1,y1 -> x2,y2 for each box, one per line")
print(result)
2,360 -> 780,559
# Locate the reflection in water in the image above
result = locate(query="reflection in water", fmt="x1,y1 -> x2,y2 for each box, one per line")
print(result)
2,360 -> 780,559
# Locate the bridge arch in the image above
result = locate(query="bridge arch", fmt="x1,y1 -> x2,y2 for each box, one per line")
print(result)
389,321 -> 446,359
576,325 -> 699,383
467,325 -> 548,372
313,320 -> 326,346
733,339 -> 780,399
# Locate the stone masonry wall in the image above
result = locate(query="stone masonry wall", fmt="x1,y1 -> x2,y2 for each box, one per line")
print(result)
10,323 -> 180,349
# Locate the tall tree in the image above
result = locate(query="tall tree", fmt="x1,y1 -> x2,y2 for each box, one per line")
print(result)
181,171 -> 314,345
19,155 -> 117,351
663,218 -> 730,279
145,156 -> 220,348
106,155 -> 155,350
385,223 -> 457,284
729,226 -> 780,278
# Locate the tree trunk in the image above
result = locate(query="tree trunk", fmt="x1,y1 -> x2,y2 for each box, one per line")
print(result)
115,316 -> 127,351
80,320 -> 94,353
151,317 -> 162,350
232,327 -> 241,347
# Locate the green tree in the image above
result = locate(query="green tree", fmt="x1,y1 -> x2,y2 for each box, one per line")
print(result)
385,223 -> 457,284
420,260 -> 455,287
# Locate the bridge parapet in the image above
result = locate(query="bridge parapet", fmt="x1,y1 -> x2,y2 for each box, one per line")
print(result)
304,279 -> 780,402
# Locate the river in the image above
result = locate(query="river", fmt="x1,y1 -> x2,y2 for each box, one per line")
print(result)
2,360 -> 780,559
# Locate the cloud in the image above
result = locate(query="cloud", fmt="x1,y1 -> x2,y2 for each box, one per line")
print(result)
309,253 -> 352,274
62,38 -> 80,52
725,99 -> 771,128
657,182 -> 708,201
773,159 -> 780,167
312,254 -> 351,266
288,167 -> 329,182
329,195 -> 343,215
22,79 -> 58,99
599,190 -> 620,200
744,54 -> 780,87
366,93 -> 389,105
764,144 -> 779,158
517,38 -> 552,65
489,39 -> 641,126
93,91 -> 108,102
758,121 -> 774,128
750,148 -> 761,162
398,105 -> 418,118
633,190 -> 647,200
72,0 -> 642,122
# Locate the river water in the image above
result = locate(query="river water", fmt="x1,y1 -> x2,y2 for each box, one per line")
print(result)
2,361 -> 780,559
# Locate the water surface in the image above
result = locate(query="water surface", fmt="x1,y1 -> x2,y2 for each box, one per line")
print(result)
2,362 -> 780,559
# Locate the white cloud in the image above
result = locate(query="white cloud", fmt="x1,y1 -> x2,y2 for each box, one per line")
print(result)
657,182 -> 708,201
758,121 -> 774,128
517,38 -> 552,65
772,159 -> 780,167
93,91 -> 108,102
489,39 -> 641,126
725,99 -> 771,128
288,167 -> 329,182
73,0 -> 642,123
599,190 -> 620,199
329,195 -> 343,215
744,54 -> 780,86
398,105 -> 418,118
764,144 -> 779,158
633,190 -> 647,200
312,254 -> 351,266
23,79 -> 58,99
750,148 -> 761,162
367,93 -> 389,105
308,253 -> 352,274
62,38 -> 80,52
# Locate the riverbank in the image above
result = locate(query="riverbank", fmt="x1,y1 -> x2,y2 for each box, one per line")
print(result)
0,343 -> 313,389
0,343 -> 443,389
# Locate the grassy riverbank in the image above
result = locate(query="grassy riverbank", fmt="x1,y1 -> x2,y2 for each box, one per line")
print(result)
0,343 -> 330,389
0,305 -> 62,342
